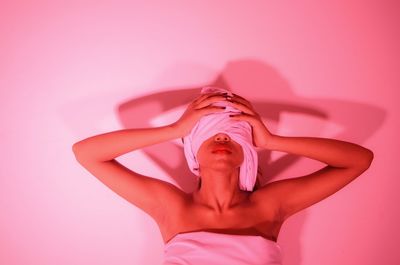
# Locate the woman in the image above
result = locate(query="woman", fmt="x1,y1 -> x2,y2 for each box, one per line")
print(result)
72,87 -> 373,265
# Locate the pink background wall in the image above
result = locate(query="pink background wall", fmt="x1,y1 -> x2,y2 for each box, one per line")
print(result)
1,1 -> 398,264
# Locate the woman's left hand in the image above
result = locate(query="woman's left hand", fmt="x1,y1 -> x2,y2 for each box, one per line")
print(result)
225,93 -> 274,149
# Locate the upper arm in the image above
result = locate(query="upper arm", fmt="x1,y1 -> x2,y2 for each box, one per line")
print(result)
73,149 -> 185,222
259,159 -> 373,221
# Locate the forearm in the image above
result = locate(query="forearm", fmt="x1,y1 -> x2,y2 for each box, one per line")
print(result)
265,134 -> 374,168
72,125 -> 181,161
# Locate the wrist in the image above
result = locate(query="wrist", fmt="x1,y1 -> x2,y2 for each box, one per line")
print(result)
168,122 -> 184,139
262,133 -> 281,150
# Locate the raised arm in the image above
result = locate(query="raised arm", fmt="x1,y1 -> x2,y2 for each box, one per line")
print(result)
265,135 -> 373,169
224,92 -> 374,221
72,92 -> 227,221
72,125 -> 186,220
73,126 -> 181,162
261,135 -> 373,220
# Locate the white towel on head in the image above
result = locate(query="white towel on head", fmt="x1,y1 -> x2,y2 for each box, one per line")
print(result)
183,86 -> 258,191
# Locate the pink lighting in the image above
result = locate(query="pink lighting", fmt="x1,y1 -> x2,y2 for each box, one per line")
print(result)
1,1 -> 398,265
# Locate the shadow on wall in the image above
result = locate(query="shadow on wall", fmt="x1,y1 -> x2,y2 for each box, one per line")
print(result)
115,59 -> 385,265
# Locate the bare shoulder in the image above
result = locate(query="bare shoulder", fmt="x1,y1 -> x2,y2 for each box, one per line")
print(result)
148,180 -> 189,222
250,182 -> 285,221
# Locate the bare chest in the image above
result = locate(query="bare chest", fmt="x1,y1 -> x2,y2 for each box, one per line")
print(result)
157,194 -> 283,244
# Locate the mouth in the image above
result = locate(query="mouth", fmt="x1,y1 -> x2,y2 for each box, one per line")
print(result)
211,148 -> 232,154
212,150 -> 232,154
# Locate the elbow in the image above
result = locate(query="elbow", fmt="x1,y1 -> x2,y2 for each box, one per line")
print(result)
72,142 -> 82,155
364,148 -> 374,166
72,142 -> 88,161
72,143 -> 81,159
72,143 -> 79,153
357,148 -> 374,170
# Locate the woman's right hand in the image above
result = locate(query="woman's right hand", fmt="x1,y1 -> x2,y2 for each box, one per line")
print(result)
171,92 -> 228,138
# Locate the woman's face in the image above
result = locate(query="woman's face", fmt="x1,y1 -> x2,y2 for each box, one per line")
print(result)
196,132 -> 244,171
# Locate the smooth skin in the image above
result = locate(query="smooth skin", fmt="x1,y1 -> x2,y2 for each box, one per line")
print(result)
72,92 -> 374,243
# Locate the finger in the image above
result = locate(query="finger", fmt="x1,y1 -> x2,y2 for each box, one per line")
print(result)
191,93 -> 214,105
229,112 -> 250,123
191,92 -> 224,106
226,100 -> 256,115
195,94 -> 229,109
199,105 -> 226,115
231,93 -> 249,102
229,112 -> 257,124
228,94 -> 254,110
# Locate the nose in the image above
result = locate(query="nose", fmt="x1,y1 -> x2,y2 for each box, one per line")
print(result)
214,133 -> 231,142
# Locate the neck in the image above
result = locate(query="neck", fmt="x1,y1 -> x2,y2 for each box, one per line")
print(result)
193,167 -> 248,213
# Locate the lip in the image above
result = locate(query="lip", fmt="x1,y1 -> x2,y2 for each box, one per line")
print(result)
212,150 -> 232,154
211,146 -> 232,154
